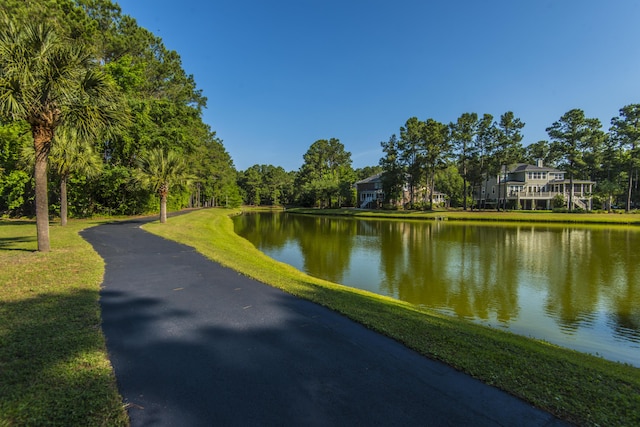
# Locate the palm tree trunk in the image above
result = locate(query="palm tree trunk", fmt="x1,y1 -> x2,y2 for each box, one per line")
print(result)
60,175 -> 68,226
33,135 -> 51,252
160,193 -> 168,223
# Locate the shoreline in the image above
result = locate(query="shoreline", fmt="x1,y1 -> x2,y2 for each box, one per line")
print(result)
284,207 -> 640,225
146,208 -> 640,426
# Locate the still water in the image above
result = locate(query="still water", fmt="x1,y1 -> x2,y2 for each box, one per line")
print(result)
233,212 -> 640,366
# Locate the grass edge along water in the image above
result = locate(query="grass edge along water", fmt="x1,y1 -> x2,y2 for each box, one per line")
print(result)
145,208 -> 640,427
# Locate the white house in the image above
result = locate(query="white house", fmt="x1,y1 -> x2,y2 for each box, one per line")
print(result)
475,160 -> 595,210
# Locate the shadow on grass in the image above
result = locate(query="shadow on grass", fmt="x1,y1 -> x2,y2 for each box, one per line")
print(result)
0,220 -> 36,251
0,235 -> 36,251
0,289 -> 128,426
0,220 -> 34,225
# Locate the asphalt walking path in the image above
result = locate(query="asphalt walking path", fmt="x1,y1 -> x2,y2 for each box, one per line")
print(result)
82,217 -> 566,426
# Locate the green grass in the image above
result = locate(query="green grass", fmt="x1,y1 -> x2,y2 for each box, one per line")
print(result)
287,207 -> 640,225
0,219 -> 129,426
2,209 -> 638,426
146,208 -> 640,426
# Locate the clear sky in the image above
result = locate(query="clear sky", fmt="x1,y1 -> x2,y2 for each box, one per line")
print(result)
115,0 -> 640,172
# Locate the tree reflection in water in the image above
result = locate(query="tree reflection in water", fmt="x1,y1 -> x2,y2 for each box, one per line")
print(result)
234,212 -> 640,366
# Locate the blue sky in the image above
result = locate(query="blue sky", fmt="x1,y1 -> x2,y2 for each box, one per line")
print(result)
116,0 -> 640,172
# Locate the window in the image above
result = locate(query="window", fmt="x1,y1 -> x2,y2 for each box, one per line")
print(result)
527,172 -> 547,180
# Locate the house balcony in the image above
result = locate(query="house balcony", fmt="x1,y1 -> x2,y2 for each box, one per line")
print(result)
507,191 -> 591,200
479,190 -> 592,210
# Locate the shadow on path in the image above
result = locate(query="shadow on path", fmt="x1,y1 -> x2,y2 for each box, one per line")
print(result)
82,219 -> 566,426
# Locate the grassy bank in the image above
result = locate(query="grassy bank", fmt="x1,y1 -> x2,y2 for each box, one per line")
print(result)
146,208 -> 640,426
0,219 -> 128,426
287,207 -> 640,225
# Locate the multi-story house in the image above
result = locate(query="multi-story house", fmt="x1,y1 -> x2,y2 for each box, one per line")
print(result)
355,173 -> 385,209
475,160 -> 595,210
355,173 -> 447,209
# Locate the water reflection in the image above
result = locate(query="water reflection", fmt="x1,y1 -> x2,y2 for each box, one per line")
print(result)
233,212 -> 640,366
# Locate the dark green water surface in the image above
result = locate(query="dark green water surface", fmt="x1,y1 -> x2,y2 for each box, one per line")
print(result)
233,212 -> 640,366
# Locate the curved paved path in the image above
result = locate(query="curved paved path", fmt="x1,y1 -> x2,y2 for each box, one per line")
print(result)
82,217 -> 566,426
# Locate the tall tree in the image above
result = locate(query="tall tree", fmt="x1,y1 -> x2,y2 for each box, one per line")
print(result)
524,140 -> 555,166
0,1 -> 235,218
136,148 -> 192,223
49,127 -> 103,225
0,17 -> 122,251
191,132 -> 240,208
494,112 -> 525,211
398,117 -> 425,205
263,165 -> 293,206
379,134 -> 405,207
238,164 -> 293,206
468,113 -> 495,209
435,164 -> 464,207
450,112 -> 478,210
546,109 -> 602,212
421,118 -> 451,210
354,165 -> 383,181
239,165 -> 263,205
610,104 -> 640,212
597,133 -> 625,212
297,138 -> 353,208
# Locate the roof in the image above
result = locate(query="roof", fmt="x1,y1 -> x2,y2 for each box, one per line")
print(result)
509,163 -> 563,173
355,172 -> 383,185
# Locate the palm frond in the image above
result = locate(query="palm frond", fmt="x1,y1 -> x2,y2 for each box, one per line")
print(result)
0,16 -> 127,133
49,126 -> 103,178
135,148 -> 193,195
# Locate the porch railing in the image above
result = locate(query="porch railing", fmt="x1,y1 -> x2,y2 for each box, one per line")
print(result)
507,191 -> 591,199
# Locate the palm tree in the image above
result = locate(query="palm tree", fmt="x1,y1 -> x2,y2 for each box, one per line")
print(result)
19,127 -> 103,226
50,128 -> 103,226
136,148 -> 192,223
0,17 -> 122,251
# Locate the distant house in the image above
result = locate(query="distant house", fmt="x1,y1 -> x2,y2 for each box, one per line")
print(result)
475,160 -> 595,210
355,173 -> 448,209
355,173 -> 384,209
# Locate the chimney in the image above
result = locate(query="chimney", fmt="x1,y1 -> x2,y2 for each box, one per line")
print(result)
536,159 -> 543,168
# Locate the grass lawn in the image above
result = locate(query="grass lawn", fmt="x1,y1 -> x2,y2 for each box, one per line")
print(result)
0,219 -> 128,426
287,207 -> 640,225
1,209 -> 638,426
146,208 -> 640,427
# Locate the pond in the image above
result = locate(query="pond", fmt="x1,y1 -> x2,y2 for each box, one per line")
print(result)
233,212 -> 640,367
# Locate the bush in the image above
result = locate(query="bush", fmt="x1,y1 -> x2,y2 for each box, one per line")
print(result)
552,194 -> 566,209
0,170 -> 31,216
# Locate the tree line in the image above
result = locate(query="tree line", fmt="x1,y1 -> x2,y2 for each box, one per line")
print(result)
379,107 -> 639,212
237,107 -> 639,213
0,0 -> 241,250
236,138 -> 381,209
2,1 -> 639,252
